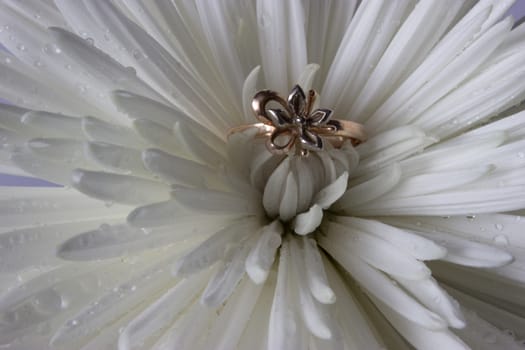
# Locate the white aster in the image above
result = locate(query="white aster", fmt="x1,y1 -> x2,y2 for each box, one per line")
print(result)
0,1 -> 525,350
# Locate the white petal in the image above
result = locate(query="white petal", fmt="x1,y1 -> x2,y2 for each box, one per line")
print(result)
289,238 -> 332,339
396,277 -> 466,329
11,148 -> 75,185
200,242 -> 250,307
203,277 -> 263,350
320,237 -> 447,330
241,66 -> 261,123
446,285 -> 525,340
21,111 -> 84,139
267,240 -> 307,350
132,119 -> 182,155
173,187 -> 261,216
118,273 -> 208,350
383,166 -> 493,198
0,221 -> 109,272
57,224 -> 182,260
331,216 -> 447,261
71,169 -> 171,205
263,157 -> 290,218
334,163 -> 401,210
0,186 -> 129,230
352,0 -> 462,122
82,116 -> 144,149
368,6 -> 491,131
454,306 -> 524,350
302,237 -> 336,304
28,138 -> 86,164
279,170 -> 298,222
51,251 -> 185,348
173,218 -> 258,276
313,171 -> 348,209
245,220 -> 283,284
292,204 -> 323,236
420,230 -> 514,268
85,142 -> 150,177
370,295 -> 470,350
142,148 -> 214,186
173,121 -> 226,167
322,221 -> 432,280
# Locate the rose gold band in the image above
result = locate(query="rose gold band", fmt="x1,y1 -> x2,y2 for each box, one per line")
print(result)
228,120 -> 367,147
229,85 -> 367,156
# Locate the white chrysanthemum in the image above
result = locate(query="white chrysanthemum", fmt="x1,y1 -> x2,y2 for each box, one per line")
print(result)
1,1 -> 525,349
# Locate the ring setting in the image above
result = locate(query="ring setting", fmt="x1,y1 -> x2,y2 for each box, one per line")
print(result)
229,85 -> 367,156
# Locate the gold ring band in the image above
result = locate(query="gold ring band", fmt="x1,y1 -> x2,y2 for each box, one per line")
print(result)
228,85 -> 367,156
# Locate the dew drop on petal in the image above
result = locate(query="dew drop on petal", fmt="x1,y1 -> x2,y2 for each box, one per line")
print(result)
33,60 -> 45,68
43,43 -> 61,55
493,235 -> 509,247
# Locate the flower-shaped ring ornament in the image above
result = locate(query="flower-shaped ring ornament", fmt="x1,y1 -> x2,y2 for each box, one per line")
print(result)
229,85 -> 367,156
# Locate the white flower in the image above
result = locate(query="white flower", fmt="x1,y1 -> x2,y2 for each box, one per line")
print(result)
1,1 -> 525,349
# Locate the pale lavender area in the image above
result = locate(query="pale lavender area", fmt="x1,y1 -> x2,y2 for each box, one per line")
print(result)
0,0 -> 525,187
510,0 -> 525,20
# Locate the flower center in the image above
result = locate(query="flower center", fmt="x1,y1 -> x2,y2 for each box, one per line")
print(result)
227,85 -> 366,234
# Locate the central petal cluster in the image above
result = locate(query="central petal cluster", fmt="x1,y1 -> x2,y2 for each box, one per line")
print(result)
228,120 -> 358,234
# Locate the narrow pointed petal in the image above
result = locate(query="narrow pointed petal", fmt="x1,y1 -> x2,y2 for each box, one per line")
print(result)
320,237 -> 447,330
292,204 -> 323,236
118,273 -> 208,350
302,237 -> 336,304
245,221 -> 283,284
71,169 -> 171,205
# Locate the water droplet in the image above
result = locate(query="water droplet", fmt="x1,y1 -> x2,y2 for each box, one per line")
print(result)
33,60 -> 45,68
518,152 -> 525,159
132,49 -> 143,60
16,44 -> 26,51
85,37 -> 94,46
494,223 -> 504,231
65,64 -> 72,70
76,84 -> 87,93
43,43 -> 61,55
493,235 -> 509,246
504,329 -> 516,338
3,57 -> 11,64
466,215 -> 476,222
66,319 -> 79,327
